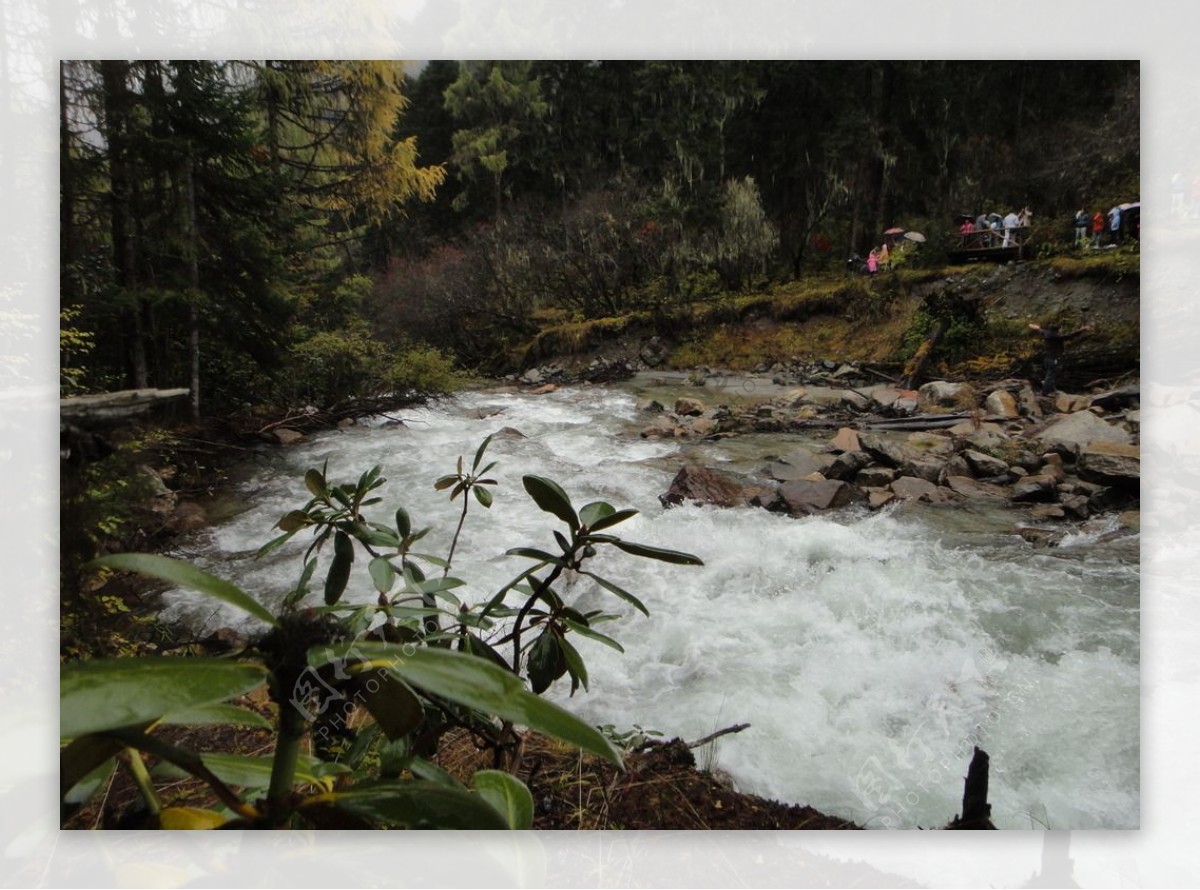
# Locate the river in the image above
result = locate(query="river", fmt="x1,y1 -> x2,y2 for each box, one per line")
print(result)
160,377 -> 1139,830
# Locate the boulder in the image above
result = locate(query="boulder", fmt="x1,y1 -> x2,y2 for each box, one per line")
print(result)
272,428 -> 304,446
688,416 -> 718,438
165,501 -> 208,534
1088,386 -> 1140,412
917,381 -> 975,412
963,449 -> 1011,477
1060,493 -> 1091,519
855,466 -> 897,487
636,399 -> 665,414
888,475 -> 942,501
841,390 -> 871,412
1011,474 -> 1059,503
984,390 -> 1020,419
674,397 -> 706,417
640,416 -> 680,439
493,426 -> 527,440
826,450 -> 872,481
1017,386 -> 1043,418
767,448 -> 836,482
948,420 -> 1010,452
828,427 -> 862,453
779,478 -> 865,515
868,490 -> 896,510
945,475 -> 1009,500
866,386 -> 904,409
1035,410 -> 1134,455
529,383 -> 559,395
1077,441 -> 1139,484
906,431 -> 957,456
661,466 -> 773,509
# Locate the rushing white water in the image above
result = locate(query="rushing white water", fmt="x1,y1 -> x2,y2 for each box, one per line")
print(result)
161,384 -> 1139,830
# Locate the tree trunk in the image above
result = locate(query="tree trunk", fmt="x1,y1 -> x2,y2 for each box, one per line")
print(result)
100,60 -> 148,389
184,147 -> 202,421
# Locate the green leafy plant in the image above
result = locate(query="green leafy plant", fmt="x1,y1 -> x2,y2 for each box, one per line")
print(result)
61,440 -> 702,829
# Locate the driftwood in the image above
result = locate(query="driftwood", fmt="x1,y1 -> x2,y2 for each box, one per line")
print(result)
684,723 -> 751,750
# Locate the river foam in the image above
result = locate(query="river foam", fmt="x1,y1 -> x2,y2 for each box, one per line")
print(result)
160,385 -> 1139,829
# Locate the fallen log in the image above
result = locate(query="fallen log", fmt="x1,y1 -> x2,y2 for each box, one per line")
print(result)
60,388 -> 190,423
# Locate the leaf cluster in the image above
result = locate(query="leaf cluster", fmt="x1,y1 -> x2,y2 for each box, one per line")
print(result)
62,440 -> 702,829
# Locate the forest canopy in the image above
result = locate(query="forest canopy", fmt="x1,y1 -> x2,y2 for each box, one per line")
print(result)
60,60 -> 1139,410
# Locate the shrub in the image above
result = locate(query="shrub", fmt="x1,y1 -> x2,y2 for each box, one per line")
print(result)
62,440 -> 703,829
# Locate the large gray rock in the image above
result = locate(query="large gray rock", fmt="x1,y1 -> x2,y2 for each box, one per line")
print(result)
661,466 -> 774,509
963,449 -> 1011,477
674,397 -> 706,417
918,381 -> 975,411
768,448 -> 836,481
829,427 -> 862,453
984,390 -> 1020,418
1011,473 -> 1059,503
856,465 -> 898,487
1034,410 -> 1134,454
826,450 -> 872,481
779,479 -> 865,515
889,475 -> 944,502
1077,442 -> 1139,484
945,475 -> 1009,500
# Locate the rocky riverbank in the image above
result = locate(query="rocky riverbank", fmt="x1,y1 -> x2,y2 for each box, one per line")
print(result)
634,368 -> 1139,544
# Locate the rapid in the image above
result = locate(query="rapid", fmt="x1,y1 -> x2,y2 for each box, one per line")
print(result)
160,381 -> 1139,829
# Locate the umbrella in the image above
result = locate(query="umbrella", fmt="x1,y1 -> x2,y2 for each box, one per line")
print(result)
904,231 -> 926,242
883,227 -> 905,235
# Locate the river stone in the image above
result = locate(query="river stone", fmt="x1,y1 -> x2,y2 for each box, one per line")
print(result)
661,466 -> 769,509
829,427 -> 862,453
841,390 -> 871,411
529,383 -> 559,395
855,466 -> 897,487
868,490 -> 896,510
888,475 -> 943,502
945,475 -> 1009,500
778,478 -> 864,515
826,450 -> 872,481
1011,473 -> 1059,502
1035,410 -> 1133,454
688,416 -> 718,438
985,390 -> 1020,418
1089,386 -> 1140,412
1030,504 -> 1067,520
522,367 -> 544,385
1060,493 -> 1091,519
768,448 -> 836,481
867,386 -> 904,408
963,449 -> 1011,477
1018,386 -> 1043,418
493,426 -> 527,440
858,432 -> 922,469
917,381 -> 975,411
636,399 -> 665,413
906,431 -> 956,455
674,397 -> 705,417
272,427 -> 304,445
166,501 -> 209,533
948,420 -> 1010,452
640,416 -> 680,439
1078,441 -> 1140,483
